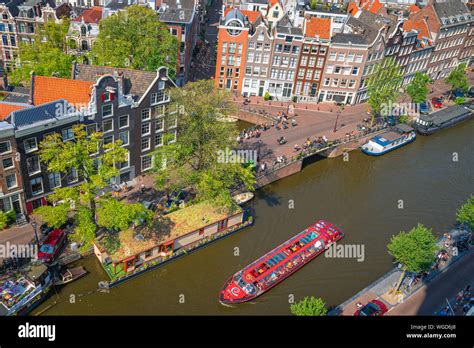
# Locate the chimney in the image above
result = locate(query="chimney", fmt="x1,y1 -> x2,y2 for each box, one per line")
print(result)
29,71 -> 35,105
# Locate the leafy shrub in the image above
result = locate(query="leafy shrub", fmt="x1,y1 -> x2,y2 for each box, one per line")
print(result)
290,297 -> 327,316
455,96 -> 465,105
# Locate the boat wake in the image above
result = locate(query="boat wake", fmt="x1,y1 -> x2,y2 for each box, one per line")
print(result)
219,302 -> 237,308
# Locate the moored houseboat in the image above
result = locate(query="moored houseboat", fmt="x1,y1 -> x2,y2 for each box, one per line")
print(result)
219,220 -> 344,304
415,105 -> 472,135
361,124 -> 416,156
94,201 -> 252,286
0,264 -> 52,316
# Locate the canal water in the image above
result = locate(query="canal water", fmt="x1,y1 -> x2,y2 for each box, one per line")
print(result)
34,120 -> 474,315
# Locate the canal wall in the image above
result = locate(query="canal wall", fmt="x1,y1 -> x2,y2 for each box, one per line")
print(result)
256,159 -> 303,188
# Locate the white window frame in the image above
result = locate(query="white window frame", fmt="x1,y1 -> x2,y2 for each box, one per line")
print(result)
23,137 -> 38,153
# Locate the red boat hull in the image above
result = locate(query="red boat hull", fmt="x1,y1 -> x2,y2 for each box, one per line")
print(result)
219,220 -> 344,304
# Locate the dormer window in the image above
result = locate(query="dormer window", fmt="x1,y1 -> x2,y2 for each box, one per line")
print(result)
81,25 -> 87,35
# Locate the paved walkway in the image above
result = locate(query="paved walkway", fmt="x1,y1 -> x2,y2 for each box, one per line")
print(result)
0,223 -> 35,264
239,107 -> 374,168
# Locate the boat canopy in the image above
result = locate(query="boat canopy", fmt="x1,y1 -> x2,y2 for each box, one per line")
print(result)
395,124 -> 414,133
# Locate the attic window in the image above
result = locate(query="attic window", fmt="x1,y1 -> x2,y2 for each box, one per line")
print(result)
158,81 -> 165,90
102,91 -> 114,102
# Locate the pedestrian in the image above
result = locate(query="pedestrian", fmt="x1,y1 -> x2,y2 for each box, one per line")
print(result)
140,184 -> 146,194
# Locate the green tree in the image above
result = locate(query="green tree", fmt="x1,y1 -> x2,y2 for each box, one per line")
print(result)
290,297 -> 328,316
406,72 -> 431,103
96,198 -> 153,231
367,57 -> 403,124
33,204 -> 69,229
91,5 -> 178,76
387,224 -> 438,292
309,0 -> 318,9
152,80 -> 256,207
34,124 -> 128,248
445,63 -> 468,95
456,195 -> 474,229
0,211 -> 8,229
9,19 -> 73,85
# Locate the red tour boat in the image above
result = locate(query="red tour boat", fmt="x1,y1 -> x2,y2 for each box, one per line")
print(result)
219,220 -> 344,304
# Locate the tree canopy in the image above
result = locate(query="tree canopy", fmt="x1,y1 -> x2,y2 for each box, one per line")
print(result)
387,224 -> 438,274
91,5 -> 178,77
152,80 -> 256,207
456,195 -> 474,229
290,297 -> 328,316
445,63 -> 468,93
34,124 -> 145,249
406,72 -> 431,103
9,19 -> 73,85
367,57 -> 403,121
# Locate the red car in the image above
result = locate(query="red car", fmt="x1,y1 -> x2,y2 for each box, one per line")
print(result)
431,97 -> 443,108
38,229 -> 67,263
354,299 -> 388,316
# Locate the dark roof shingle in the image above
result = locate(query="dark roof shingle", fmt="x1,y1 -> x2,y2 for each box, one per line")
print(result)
72,63 -> 157,97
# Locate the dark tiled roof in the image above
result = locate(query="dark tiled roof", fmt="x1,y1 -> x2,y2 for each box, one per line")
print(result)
159,8 -> 194,23
105,0 -> 129,11
8,99 -> 76,130
0,0 -> 27,17
276,14 -> 303,36
332,33 -> 367,45
72,63 -> 157,97
433,0 -> 470,20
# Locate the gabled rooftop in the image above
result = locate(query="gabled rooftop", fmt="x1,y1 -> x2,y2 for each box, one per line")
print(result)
72,63 -> 157,98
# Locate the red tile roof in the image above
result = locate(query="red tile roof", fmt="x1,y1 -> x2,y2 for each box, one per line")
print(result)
223,8 -> 261,23
33,76 -> 94,107
408,4 -> 420,13
403,18 -> 431,42
347,1 -> 360,16
268,0 -> 279,7
0,102 -> 29,120
359,0 -> 383,14
240,10 -> 261,23
73,6 -> 103,24
305,17 -> 331,40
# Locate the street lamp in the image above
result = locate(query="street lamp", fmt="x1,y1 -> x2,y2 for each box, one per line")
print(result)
31,220 -> 39,248
333,109 -> 341,133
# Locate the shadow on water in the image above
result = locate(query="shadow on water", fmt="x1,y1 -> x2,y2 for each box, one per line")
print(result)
302,153 -> 327,169
256,188 -> 282,207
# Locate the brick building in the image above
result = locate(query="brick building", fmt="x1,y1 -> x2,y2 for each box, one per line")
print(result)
293,16 -> 330,102
215,8 -> 261,93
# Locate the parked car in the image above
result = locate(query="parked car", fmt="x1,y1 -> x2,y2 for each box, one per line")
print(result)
38,229 -> 67,263
354,299 -> 388,316
419,101 -> 430,114
431,97 -> 443,108
452,90 -> 465,99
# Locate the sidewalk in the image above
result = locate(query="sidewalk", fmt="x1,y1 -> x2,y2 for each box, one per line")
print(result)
388,249 -> 474,315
